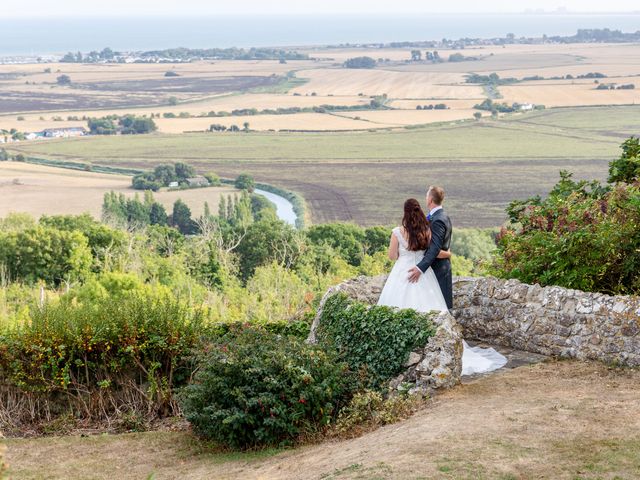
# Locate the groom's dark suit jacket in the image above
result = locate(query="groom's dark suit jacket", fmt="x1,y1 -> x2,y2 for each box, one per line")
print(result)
417,208 -> 453,309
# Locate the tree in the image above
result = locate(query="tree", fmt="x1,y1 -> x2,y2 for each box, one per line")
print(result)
235,173 -> 255,192
126,195 -> 150,228
154,164 -> 177,185
0,227 -> 92,285
203,172 -> 221,186
243,122 -> 250,132
474,112 -> 482,120
608,136 -> 640,184
0,149 -> 9,161
410,50 -> 422,61
236,219 -> 301,280
306,223 -> 367,266
56,74 -> 71,85
171,199 -> 197,235
149,202 -> 169,225
119,115 -> 157,134
218,196 -> 227,220
168,96 -> 179,106
344,57 -> 376,69
174,162 -> 195,180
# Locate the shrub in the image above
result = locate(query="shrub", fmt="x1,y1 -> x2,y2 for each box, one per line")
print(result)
0,226 -> 92,285
608,136 -> 640,184
234,173 -> 255,192
344,57 -> 376,69
493,170 -> 640,295
180,326 -> 353,449
333,389 -> 420,438
316,293 -> 436,389
306,223 -> 367,266
0,293 -> 206,430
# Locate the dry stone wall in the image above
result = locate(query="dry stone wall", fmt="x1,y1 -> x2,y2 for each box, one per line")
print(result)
452,277 -> 640,366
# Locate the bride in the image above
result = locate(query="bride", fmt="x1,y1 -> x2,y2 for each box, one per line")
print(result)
377,198 -> 507,376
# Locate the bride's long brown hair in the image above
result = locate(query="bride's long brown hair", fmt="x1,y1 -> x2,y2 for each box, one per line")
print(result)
402,198 -> 431,251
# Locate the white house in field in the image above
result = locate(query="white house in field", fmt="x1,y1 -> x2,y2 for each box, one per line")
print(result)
519,103 -> 534,111
41,127 -> 87,138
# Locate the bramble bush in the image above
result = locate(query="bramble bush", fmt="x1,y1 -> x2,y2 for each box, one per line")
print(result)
493,138 -> 640,295
0,292 -> 205,432
179,326 -> 354,449
316,293 -> 437,389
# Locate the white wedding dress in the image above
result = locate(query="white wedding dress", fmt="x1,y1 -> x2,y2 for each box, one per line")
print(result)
377,227 -> 507,376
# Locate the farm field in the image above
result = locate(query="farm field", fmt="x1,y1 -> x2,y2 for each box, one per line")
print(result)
8,105 -> 637,227
0,162 -> 237,219
2,42 -> 638,135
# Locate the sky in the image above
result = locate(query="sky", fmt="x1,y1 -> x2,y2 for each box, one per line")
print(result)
3,0 -> 640,17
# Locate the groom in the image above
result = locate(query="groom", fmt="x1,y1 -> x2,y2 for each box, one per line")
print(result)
407,185 -> 453,309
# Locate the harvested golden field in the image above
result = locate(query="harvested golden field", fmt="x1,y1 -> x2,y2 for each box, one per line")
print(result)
500,83 -> 640,107
0,94 -> 369,133
0,162 -> 237,219
2,43 -> 639,133
154,112 -> 381,132
388,98 -> 480,109
333,108 -> 484,126
292,68 -> 482,97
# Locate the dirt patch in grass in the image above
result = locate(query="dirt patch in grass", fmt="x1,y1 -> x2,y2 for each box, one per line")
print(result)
5,360 -> 640,479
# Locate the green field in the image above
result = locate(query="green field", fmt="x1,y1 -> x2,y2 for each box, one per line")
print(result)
10,106 -> 638,227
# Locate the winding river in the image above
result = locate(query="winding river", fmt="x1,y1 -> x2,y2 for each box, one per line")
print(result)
254,188 -> 297,226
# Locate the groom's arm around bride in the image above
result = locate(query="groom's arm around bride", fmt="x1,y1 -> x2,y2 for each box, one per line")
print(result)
407,186 -> 453,309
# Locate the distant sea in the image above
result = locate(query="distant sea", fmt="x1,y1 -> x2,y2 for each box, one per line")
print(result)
1,14 -> 640,57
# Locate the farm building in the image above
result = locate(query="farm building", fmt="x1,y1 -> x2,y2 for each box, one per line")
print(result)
186,176 -> 210,188
41,127 -> 87,138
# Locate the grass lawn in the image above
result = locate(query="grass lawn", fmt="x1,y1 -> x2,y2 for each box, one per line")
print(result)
4,361 -> 640,479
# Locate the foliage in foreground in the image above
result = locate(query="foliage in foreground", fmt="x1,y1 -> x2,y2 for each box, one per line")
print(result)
493,138 -> 640,295
180,327 -> 353,449
0,293 -> 205,431
316,293 -> 437,389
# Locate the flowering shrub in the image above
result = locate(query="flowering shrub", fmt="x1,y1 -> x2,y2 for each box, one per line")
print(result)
179,326 -> 354,449
493,167 -> 640,294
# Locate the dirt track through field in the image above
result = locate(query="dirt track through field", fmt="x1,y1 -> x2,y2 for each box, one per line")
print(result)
6,360 -> 640,479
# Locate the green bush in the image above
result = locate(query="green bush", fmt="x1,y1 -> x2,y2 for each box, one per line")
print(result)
493,171 -> 640,294
180,326 -> 353,449
0,226 -> 92,285
316,293 -> 436,389
0,292 -> 205,428
334,389 -> 419,437
608,136 -> 640,184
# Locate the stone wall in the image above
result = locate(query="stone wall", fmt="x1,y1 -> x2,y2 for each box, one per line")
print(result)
453,277 -> 640,367
308,276 -> 463,392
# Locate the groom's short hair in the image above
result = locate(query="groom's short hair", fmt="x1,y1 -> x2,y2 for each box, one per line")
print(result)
428,186 -> 445,205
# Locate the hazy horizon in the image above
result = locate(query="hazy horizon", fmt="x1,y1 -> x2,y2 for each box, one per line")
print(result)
2,12 -> 639,57
2,0 -> 640,18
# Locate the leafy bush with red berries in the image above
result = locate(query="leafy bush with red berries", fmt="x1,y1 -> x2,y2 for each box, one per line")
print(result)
493,138 -> 640,294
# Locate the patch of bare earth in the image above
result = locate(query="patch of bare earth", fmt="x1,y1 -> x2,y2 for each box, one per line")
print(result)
4,360 -> 640,479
